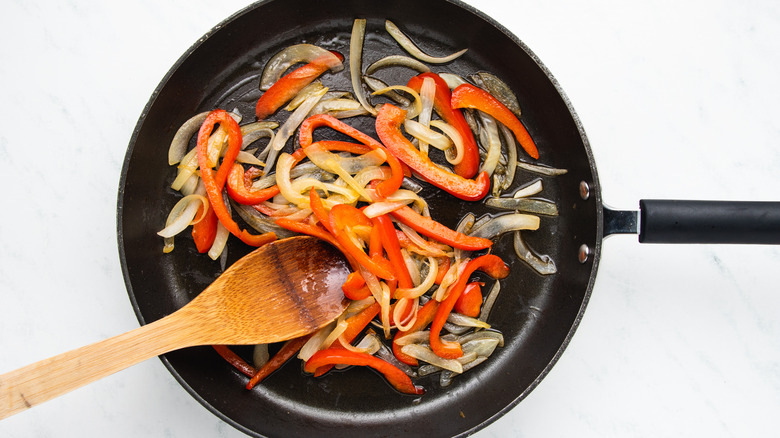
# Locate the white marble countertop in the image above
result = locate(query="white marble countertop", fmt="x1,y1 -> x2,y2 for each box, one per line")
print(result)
2,0 -> 779,436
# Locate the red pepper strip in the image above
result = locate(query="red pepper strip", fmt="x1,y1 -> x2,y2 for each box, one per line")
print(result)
451,83 -> 539,159
375,103 -> 490,201
342,271 -> 371,300
392,299 -> 439,366
430,255 -> 509,359
368,220 -> 383,258
372,214 -> 413,289
298,114 -> 404,199
407,73 -> 480,179
309,187 -> 337,235
245,334 -> 313,389
304,349 -> 424,395
226,163 -> 281,205
192,205 -> 218,253
434,257 -> 450,285
312,302 -> 381,377
454,281 -> 484,318
255,51 -> 344,120
329,204 -> 396,281
390,206 -> 492,251
212,345 -> 256,378
197,110 -> 277,247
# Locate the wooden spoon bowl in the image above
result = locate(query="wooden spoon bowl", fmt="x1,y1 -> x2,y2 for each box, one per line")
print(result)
0,236 -> 349,419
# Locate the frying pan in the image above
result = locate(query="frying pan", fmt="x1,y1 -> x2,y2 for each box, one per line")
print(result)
113,0 -> 780,437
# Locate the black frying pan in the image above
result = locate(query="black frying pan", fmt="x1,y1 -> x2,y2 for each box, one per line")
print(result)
116,1 -> 780,437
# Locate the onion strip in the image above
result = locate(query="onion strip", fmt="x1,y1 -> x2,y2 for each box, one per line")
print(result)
385,20 -> 468,64
349,19 -> 376,115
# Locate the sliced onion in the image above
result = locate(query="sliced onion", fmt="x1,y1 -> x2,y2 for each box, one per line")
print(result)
469,213 -> 540,240
266,87 -> 328,172
260,44 -> 343,91
371,85 -> 422,119
363,75 -> 412,106
207,220 -> 230,261
168,111 -> 209,165
447,313 -> 491,329
275,152 -> 309,206
362,200 -> 412,218
365,55 -> 431,76
310,98 -> 368,118
232,201 -> 296,238
395,256 -> 438,299
461,337 -> 500,358
157,194 -> 209,239
303,143 -> 374,201
477,112 -> 502,176
437,72 -> 468,89
458,330 -> 504,348
178,173 -> 200,197
349,19 -> 376,115
478,280 -> 501,322
171,147 -> 199,191
498,124 -> 517,191
394,330 -> 430,346
514,231 -> 557,275
416,76 -> 436,155
298,321 -> 337,361
284,81 -> 326,111
385,20 -> 468,64
403,119 -> 452,151
400,344 -> 463,373
240,121 -> 279,135
516,161 -> 568,176
235,150 -> 265,167
429,120 -> 464,165
321,317 -> 350,349
484,197 -> 558,216
514,179 -> 543,198
374,341 -> 417,378
392,297 -> 419,332
253,344 -> 270,368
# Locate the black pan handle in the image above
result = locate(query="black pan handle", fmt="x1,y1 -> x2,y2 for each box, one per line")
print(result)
604,200 -> 780,244
638,199 -> 780,244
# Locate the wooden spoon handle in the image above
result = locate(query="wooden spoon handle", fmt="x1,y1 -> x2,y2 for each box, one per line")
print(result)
0,314 -> 193,419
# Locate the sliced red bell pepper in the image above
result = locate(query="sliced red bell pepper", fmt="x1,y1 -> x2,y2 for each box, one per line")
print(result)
392,299 -> 439,366
451,83 -> 539,159
390,205 -> 492,251
341,271 -> 371,300
375,103 -> 490,201
212,345 -> 255,378
246,334 -> 313,390
329,204 -> 396,281
226,163 -> 280,205
454,281 -> 484,318
192,204 -> 218,253
434,257 -> 450,285
407,73 -> 480,179
304,348 -> 424,395
255,51 -> 344,120
197,109 -> 277,247
299,114 -> 403,199
372,214 -> 413,289
309,187 -> 336,234
430,255 -> 509,359
312,302 -> 381,377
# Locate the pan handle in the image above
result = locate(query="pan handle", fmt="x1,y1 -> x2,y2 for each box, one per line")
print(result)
638,200 -> 780,244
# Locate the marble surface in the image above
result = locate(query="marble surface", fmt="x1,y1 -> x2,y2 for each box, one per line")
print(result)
1,0 -> 779,436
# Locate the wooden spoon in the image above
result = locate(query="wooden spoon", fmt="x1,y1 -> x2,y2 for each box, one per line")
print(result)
0,236 -> 349,419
